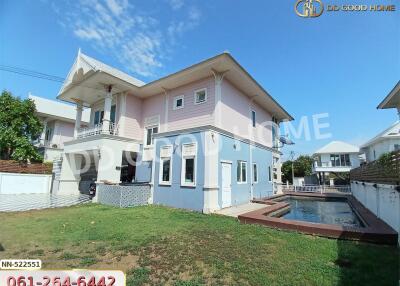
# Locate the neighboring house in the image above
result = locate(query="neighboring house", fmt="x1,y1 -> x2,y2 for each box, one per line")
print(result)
359,81 -> 400,162
312,141 -> 361,185
29,94 -> 90,162
360,121 -> 400,162
56,50 -> 293,213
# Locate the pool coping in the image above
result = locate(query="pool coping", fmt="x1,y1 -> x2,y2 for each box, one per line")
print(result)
238,192 -> 398,245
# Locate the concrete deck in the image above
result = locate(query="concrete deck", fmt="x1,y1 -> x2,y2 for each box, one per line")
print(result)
0,194 -> 91,212
216,202 -> 267,217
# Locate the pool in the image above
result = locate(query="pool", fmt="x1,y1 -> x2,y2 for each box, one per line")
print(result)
238,192 -> 398,245
280,197 -> 363,227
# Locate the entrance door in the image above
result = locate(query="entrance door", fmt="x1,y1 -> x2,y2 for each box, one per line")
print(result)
221,162 -> 232,208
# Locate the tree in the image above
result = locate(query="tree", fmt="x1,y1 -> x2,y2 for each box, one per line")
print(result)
293,155 -> 314,177
281,155 -> 314,184
0,90 -> 43,162
281,160 -> 293,183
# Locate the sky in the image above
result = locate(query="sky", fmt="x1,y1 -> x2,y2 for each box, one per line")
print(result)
0,0 -> 399,159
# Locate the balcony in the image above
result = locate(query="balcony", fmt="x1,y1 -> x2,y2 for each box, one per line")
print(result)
313,161 -> 353,173
76,123 -> 119,139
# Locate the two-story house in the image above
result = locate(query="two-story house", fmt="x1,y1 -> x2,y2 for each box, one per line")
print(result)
29,94 -> 90,162
312,141 -> 361,185
56,50 -> 293,213
360,122 -> 400,162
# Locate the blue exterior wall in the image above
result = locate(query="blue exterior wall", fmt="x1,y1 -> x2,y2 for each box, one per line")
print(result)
135,145 -> 152,182
218,134 -> 274,207
218,135 -> 250,207
153,131 -> 205,211
251,144 -> 274,199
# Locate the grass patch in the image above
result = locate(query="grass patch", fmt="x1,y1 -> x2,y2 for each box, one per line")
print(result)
28,249 -> 44,256
79,256 -> 98,266
60,252 -> 79,260
126,268 -> 150,286
0,204 -> 398,285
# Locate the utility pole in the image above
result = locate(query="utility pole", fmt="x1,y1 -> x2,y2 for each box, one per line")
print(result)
289,151 -> 295,185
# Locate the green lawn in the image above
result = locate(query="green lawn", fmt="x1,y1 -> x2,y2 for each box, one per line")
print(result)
0,204 -> 398,286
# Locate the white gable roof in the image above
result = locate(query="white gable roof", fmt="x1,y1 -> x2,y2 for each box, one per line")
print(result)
361,121 -> 400,148
314,141 -> 360,155
58,50 -> 145,96
29,94 -> 90,123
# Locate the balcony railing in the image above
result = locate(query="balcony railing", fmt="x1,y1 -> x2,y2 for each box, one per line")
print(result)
77,123 -> 119,139
282,184 -> 351,194
314,161 -> 352,168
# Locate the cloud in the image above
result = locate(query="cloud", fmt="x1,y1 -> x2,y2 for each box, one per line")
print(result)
105,0 -> 128,16
51,0 -> 201,78
167,7 -> 201,43
168,0 -> 184,10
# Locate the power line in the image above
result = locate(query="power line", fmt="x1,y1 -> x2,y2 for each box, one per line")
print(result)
0,64 -> 105,92
0,64 -> 65,82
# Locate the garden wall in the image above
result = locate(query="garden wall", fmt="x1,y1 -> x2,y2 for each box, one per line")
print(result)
351,181 -> 400,242
0,172 -> 52,194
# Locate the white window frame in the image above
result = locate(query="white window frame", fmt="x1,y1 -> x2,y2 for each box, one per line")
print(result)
181,143 -> 197,187
252,163 -> 258,183
145,125 -> 159,147
237,161 -> 247,184
251,110 -> 256,128
194,88 -> 207,105
173,95 -> 185,110
159,145 -> 173,186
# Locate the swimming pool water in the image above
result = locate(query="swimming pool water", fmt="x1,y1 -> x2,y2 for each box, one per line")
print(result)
281,197 -> 363,227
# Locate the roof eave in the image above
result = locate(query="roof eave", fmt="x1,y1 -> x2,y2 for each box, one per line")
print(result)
377,80 -> 400,109
224,53 -> 294,122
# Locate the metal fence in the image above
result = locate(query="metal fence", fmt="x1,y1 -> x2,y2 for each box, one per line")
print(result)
282,184 -> 351,194
350,151 -> 400,185
97,183 -> 151,208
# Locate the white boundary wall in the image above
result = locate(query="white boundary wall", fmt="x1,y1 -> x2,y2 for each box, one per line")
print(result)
0,172 -> 52,194
351,181 -> 400,237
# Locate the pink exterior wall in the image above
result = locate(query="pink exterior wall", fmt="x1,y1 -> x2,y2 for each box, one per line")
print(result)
166,77 -> 215,131
220,80 -> 273,147
141,92 -> 165,128
123,93 -> 143,141
120,76 -> 215,139
250,100 -> 273,147
52,120 -> 74,148
119,76 -> 272,148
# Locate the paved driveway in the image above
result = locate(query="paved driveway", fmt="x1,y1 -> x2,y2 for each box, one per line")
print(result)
0,194 -> 91,212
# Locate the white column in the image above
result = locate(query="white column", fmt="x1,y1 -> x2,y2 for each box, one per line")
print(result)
74,103 -> 83,138
163,88 -> 169,132
102,86 -> 113,133
203,131 -> 220,213
58,153 -> 82,195
212,70 -> 227,128
40,119 -> 48,145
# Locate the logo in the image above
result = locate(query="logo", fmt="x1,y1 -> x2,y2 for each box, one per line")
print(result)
295,0 -> 324,17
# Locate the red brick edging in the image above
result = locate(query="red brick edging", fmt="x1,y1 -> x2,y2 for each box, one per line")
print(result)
238,192 -> 398,245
